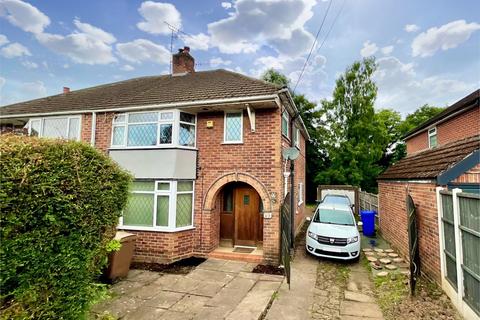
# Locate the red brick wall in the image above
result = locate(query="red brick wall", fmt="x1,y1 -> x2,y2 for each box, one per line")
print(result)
406,106 -> 480,154
378,181 -> 441,282
78,106 -> 306,265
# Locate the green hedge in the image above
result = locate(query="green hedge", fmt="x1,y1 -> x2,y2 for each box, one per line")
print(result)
0,135 -> 131,319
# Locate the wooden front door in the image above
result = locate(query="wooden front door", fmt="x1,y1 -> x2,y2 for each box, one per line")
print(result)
234,187 -> 261,246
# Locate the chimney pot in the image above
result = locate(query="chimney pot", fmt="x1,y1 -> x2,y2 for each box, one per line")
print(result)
63,87 -> 70,94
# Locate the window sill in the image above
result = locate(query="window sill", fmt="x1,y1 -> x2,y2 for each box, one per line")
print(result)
109,146 -> 198,151
221,141 -> 243,145
117,226 -> 195,233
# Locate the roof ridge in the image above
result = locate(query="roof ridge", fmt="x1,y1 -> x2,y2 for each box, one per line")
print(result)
216,68 -> 284,91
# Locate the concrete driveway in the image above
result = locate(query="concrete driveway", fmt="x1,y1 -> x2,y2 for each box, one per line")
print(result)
92,259 -> 283,320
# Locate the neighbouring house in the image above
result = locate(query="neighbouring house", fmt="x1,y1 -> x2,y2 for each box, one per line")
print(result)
0,47 -> 309,265
378,89 -> 479,319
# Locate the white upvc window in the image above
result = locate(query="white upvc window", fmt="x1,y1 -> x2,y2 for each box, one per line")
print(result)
224,111 -> 243,143
111,110 -> 195,149
428,127 -> 437,148
294,127 -> 300,148
119,180 -> 194,232
282,111 -> 289,138
298,182 -> 304,206
27,116 -> 81,140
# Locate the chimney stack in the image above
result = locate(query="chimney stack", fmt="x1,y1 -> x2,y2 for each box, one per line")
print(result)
172,46 -> 195,75
63,87 -> 70,94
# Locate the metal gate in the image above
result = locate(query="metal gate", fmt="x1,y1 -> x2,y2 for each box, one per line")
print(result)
406,194 -> 420,295
280,193 -> 291,287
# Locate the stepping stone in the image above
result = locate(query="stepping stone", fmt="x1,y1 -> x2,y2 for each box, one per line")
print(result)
377,252 -> 387,257
393,257 -> 404,263
401,270 -> 410,276
385,264 -> 398,270
362,248 -> 372,252
347,281 -> 358,292
344,290 -> 375,303
367,256 -> 378,262
374,248 -> 384,253
379,258 -> 391,264
385,249 -> 394,253
376,271 -> 389,277
370,262 -> 382,270
364,252 -> 375,256
388,253 -> 399,258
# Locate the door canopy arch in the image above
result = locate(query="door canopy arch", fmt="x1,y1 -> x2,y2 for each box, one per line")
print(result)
203,172 -> 273,214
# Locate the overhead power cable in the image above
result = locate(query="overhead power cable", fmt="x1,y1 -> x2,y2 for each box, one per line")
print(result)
293,0 -> 333,93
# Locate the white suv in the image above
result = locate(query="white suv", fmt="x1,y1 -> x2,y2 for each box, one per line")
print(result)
305,204 -> 360,261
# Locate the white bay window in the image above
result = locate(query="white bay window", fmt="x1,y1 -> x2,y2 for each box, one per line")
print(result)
120,180 -> 194,231
111,110 -> 195,148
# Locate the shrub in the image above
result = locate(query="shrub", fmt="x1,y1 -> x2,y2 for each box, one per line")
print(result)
0,135 -> 131,319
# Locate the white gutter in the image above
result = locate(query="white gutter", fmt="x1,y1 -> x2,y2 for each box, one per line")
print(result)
90,112 -> 96,146
0,95 -> 279,119
278,88 -> 311,140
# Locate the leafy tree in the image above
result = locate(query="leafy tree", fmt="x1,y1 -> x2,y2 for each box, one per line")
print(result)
398,104 -> 445,136
262,68 -> 290,87
375,108 -> 405,168
317,57 -> 386,192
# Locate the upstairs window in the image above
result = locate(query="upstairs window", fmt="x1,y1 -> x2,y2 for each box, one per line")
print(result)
282,111 -> 289,138
293,127 -> 300,148
428,127 -> 437,148
224,111 -> 243,143
298,182 -> 304,206
27,116 -> 81,140
111,110 -> 195,148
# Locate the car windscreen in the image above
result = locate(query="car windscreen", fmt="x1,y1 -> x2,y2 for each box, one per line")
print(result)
313,208 -> 354,226
322,195 -> 350,206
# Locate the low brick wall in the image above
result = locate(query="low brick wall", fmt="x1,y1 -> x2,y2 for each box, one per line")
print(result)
378,181 -> 441,282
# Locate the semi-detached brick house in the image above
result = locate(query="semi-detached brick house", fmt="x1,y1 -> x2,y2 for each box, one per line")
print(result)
0,47 -> 309,265
377,89 -> 479,318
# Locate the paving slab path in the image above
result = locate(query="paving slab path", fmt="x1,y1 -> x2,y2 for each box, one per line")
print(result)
91,259 -> 283,320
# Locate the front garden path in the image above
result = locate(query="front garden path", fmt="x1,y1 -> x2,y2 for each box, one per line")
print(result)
91,259 -> 283,320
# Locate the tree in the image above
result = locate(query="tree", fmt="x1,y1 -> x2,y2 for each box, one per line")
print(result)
262,68 -> 290,87
398,104 -> 445,136
317,57 -> 386,192
375,108 -> 405,168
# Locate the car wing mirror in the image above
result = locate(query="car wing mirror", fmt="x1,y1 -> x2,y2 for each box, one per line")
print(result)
306,216 -> 312,222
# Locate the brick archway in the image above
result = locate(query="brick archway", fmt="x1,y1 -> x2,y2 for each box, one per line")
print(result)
203,172 -> 273,214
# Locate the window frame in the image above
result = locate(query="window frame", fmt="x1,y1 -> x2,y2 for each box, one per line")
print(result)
27,115 -> 82,141
118,180 -> 195,232
223,110 -> 243,144
428,127 -> 437,149
298,182 -> 304,206
110,109 -> 196,149
282,111 -> 290,139
294,127 -> 300,148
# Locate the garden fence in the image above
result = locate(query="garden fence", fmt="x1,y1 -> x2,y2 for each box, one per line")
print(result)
437,187 -> 479,319
359,190 -> 378,212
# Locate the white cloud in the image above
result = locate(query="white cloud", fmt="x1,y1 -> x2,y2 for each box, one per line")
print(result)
221,2 -> 232,9
0,76 -> 5,89
21,80 -> 47,98
137,1 -> 181,35
116,39 -> 170,65
404,24 -> 419,33
210,57 -> 232,67
207,0 -> 316,56
0,34 -> 9,46
21,60 -> 38,69
374,56 -> 475,114
63,63 -> 69,68
0,0 -> 50,34
73,18 -> 116,44
412,20 -> 480,57
0,42 -> 30,58
183,33 -> 210,51
360,40 -> 378,57
381,45 -> 394,55
36,31 -> 117,65
120,64 -> 135,71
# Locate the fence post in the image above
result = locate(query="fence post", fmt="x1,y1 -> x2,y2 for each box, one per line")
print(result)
451,188 -> 463,307
435,187 -> 446,282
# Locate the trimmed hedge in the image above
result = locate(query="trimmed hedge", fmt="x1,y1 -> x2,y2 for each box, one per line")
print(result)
0,135 -> 131,319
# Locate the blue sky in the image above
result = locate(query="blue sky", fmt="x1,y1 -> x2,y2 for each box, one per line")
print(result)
0,0 -> 479,115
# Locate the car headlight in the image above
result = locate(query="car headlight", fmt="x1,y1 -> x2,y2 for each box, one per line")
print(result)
308,231 -> 317,240
347,236 -> 359,244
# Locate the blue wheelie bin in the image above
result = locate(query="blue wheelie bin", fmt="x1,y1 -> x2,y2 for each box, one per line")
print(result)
360,210 -> 376,237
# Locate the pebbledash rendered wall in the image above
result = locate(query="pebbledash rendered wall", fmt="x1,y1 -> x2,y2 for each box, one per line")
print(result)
378,168 -> 480,283
79,107 -> 306,265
